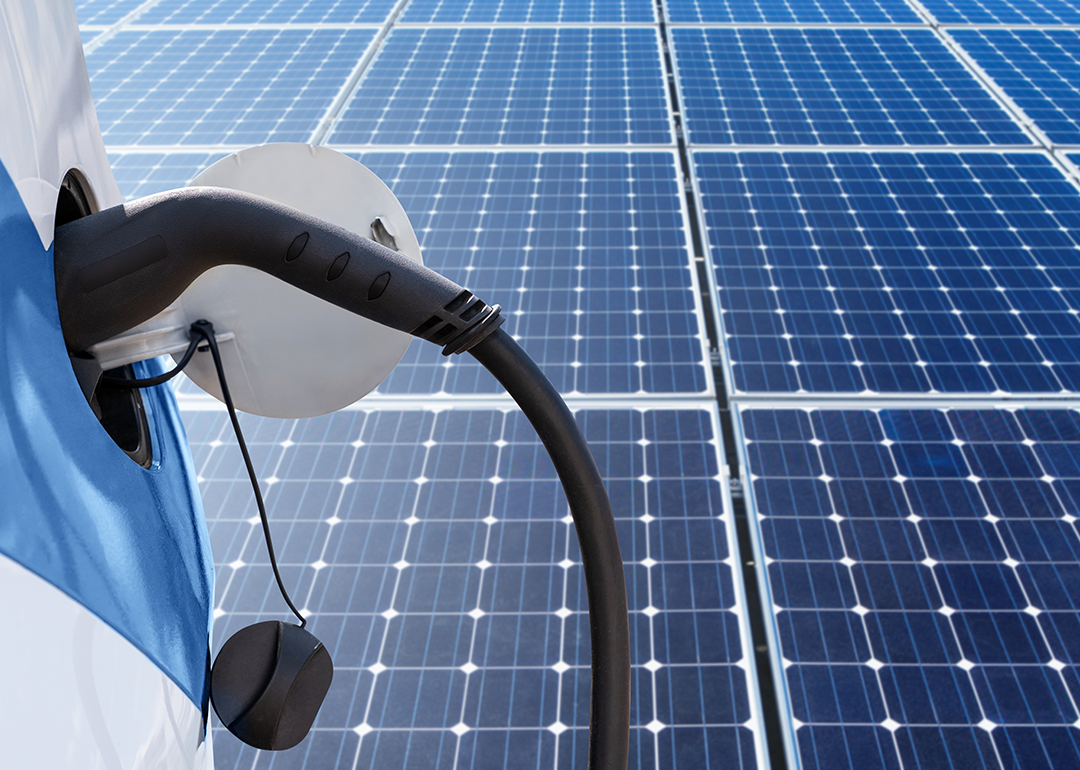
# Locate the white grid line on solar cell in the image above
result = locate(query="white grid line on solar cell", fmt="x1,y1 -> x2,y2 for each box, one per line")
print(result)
737,404 -> 1080,770
669,27 -> 1034,147
664,22 -> 933,28
183,405 -> 764,770
919,0 -> 1080,26
397,0 -> 657,24
692,149 -> 1080,398
686,143 -> 1042,151
105,149 -> 713,397
662,0 -> 923,25
131,0 -> 400,25
950,28 -> 1080,146
85,27 -> 377,146
75,0 -> 159,26
325,27 -> 675,146
392,22 -> 663,27
104,143 -> 687,153
942,24 -> 1080,30
120,22 -> 386,29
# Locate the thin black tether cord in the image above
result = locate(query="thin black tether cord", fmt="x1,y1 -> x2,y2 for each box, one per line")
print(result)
187,320 -> 307,629
100,332 -> 202,388
103,320 -> 307,629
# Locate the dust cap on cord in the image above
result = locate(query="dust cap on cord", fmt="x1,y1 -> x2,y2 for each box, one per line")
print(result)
210,621 -> 333,751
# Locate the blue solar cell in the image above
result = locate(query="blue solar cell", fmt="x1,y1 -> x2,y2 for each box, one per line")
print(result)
742,406 -> 1080,769
672,28 -> 1030,147
664,0 -> 921,23
75,0 -> 147,25
921,0 -> 1080,24
184,406 -> 759,769
328,28 -> 672,146
137,0 -> 397,23
400,0 -> 656,22
953,29 -> 1080,146
698,150 -> 1080,395
87,28 -> 375,145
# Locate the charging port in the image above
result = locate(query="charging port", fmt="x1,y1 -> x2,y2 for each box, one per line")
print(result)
57,171 -> 154,469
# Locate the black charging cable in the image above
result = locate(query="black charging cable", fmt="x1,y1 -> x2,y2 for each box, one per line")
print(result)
469,328 -> 629,770
102,320 -> 306,629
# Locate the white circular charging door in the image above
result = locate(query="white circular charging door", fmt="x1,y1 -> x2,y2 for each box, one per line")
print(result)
180,144 -> 421,418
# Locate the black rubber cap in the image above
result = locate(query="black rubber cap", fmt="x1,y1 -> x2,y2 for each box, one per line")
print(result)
210,621 -> 333,751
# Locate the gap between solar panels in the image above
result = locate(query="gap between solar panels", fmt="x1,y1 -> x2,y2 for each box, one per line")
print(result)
655,1 -> 792,768
308,0 -> 414,145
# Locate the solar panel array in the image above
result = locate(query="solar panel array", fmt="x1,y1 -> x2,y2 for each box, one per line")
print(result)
71,0 -> 1080,767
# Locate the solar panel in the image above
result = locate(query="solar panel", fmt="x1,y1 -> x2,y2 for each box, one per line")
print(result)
399,0 -> 657,24
952,29 -> 1080,147
185,405 -> 762,770
74,0 -> 148,25
136,0 -> 398,25
663,0 -> 921,24
696,150 -> 1080,396
671,28 -> 1031,148
740,405 -> 1080,770
86,28 -> 376,146
327,28 -> 673,147
920,0 -> 1080,26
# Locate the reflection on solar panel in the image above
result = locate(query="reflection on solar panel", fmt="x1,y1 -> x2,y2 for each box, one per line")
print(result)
188,407 -> 761,770
672,29 -> 1030,147
663,0 -> 921,24
921,0 -> 1080,26
328,28 -> 672,146
400,0 -> 656,23
137,0 -> 398,25
741,406 -> 1080,770
952,29 -> 1080,147
87,28 -> 375,146
697,150 -> 1080,395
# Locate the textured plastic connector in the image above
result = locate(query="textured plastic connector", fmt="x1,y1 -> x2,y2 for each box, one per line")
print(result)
411,290 -> 506,356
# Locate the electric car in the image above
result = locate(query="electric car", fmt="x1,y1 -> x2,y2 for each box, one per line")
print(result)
0,0 -> 217,765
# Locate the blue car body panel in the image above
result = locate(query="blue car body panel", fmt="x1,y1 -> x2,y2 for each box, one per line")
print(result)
0,158 -> 214,707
